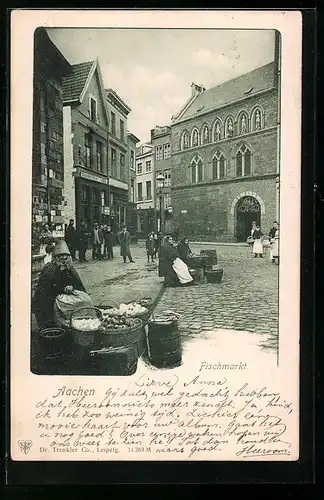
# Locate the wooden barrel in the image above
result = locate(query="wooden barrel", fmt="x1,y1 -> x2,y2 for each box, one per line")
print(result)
148,315 -> 182,369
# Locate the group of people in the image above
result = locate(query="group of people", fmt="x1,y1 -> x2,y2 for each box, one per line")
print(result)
250,220 -> 280,263
158,235 -> 196,288
64,220 -> 135,264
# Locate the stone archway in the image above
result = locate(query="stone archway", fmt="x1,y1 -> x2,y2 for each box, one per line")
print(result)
228,191 -> 265,241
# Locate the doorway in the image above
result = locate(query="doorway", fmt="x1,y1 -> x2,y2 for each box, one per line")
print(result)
236,196 -> 261,242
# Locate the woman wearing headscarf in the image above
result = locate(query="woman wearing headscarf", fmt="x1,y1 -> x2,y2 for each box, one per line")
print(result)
158,235 -> 195,287
32,240 -> 87,328
176,237 -> 193,265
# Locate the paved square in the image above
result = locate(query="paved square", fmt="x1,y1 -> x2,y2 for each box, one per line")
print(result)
154,244 -> 279,351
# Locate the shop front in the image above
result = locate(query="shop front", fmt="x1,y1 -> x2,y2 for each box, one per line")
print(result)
109,178 -> 129,234
75,168 -> 109,230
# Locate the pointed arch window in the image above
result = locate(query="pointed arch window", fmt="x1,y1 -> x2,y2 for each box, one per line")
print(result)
236,144 -> 252,177
192,129 -> 199,147
182,131 -> 189,150
213,120 -> 222,142
252,107 -> 263,131
190,155 -> 204,184
238,112 -> 249,135
212,150 -> 226,180
225,117 -> 234,138
202,124 -> 210,144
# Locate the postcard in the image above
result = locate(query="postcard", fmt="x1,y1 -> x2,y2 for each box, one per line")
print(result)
10,9 -> 301,461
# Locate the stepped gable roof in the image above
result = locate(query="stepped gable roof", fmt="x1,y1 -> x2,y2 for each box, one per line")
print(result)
63,61 -> 94,103
178,62 -> 275,122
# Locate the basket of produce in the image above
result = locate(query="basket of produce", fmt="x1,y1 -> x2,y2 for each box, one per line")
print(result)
89,345 -> 138,376
246,235 -> 254,246
98,315 -> 144,349
205,266 -> 224,284
70,306 -> 103,347
261,236 -> 271,248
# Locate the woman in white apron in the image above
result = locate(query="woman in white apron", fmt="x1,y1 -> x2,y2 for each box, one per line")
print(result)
269,221 -> 279,262
252,226 -> 264,258
272,227 -> 279,263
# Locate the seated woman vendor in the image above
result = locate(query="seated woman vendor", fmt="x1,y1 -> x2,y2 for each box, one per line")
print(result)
32,240 -> 87,329
158,235 -> 197,287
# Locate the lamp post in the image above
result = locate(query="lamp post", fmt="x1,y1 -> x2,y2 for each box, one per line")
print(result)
156,173 -> 164,233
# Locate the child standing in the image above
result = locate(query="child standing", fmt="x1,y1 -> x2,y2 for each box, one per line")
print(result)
252,225 -> 264,258
146,233 -> 155,263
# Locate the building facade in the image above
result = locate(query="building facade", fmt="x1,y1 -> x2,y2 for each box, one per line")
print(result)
105,88 -> 131,234
32,28 -> 71,235
171,47 -> 280,242
127,132 -> 140,232
150,125 -> 173,233
63,59 -> 110,230
135,144 -> 155,236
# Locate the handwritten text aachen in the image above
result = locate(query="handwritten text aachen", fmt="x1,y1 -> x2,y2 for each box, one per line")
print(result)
35,373 -> 294,459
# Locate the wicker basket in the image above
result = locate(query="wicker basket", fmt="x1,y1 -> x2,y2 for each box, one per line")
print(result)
70,306 -> 103,347
261,236 -> 271,248
98,317 -> 144,349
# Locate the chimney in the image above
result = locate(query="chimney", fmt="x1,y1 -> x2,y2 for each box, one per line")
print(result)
191,82 -> 205,97
273,30 -> 281,87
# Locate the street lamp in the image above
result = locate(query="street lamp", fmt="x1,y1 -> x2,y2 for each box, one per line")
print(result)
156,173 -> 164,233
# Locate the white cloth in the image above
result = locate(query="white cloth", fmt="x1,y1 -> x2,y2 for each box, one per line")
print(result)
253,239 -> 263,254
273,231 -> 279,258
172,257 -> 193,284
44,253 -> 52,264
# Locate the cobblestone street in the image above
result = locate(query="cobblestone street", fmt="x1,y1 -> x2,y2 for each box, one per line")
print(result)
154,244 -> 279,352
33,243 -> 279,354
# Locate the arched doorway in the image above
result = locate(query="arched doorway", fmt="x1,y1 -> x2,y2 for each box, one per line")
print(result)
236,196 -> 261,241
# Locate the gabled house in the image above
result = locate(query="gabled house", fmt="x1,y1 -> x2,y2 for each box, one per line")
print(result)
105,88 -> 132,233
63,58 -> 110,229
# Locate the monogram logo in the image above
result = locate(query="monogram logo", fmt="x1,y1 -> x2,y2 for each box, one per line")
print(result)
18,440 -> 32,454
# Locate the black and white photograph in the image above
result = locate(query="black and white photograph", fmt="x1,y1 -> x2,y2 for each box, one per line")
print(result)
30,27 -> 281,376
10,9 -> 301,462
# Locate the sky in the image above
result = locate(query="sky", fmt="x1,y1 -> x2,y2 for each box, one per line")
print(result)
47,28 -> 275,144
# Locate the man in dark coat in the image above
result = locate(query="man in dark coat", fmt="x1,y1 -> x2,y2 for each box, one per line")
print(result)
32,240 -> 86,329
65,219 -> 77,260
78,220 -> 89,263
118,226 -> 134,263
158,235 -> 180,286
103,225 -> 116,260
91,222 -> 104,260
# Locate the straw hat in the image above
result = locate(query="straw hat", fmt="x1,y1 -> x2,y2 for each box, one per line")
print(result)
52,240 -> 71,257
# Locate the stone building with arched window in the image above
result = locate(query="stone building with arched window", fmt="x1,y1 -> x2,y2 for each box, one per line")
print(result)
170,44 -> 280,241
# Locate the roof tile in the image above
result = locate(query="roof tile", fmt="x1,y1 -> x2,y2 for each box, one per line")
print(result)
63,61 -> 94,103
178,62 -> 275,121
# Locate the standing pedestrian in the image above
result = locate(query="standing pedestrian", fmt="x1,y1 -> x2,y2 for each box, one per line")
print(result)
78,220 -> 89,263
252,225 -> 264,258
65,219 -> 77,260
104,225 -> 115,260
91,222 -> 104,260
153,232 -> 159,259
269,221 -> 279,263
250,220 -> 257,253
118,225 -> 134,263
146,233 -> 155,263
